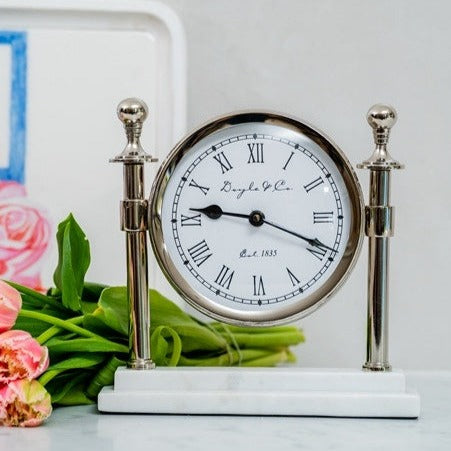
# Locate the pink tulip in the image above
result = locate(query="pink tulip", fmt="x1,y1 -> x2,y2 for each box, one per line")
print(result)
0,379 -> 52,427
0,280 -> 22,332
0,330 -> 49,384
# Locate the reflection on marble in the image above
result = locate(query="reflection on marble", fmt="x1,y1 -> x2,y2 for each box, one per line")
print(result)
1,373 -> 450,451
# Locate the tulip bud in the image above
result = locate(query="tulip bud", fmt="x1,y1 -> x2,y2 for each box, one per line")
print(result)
0,379 -> 52,427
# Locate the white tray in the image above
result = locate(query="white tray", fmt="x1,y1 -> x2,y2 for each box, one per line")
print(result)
0,0 -> 186,289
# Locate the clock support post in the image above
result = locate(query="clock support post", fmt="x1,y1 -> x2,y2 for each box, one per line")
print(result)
357,105 -> 404,372
110,98 -> 157,370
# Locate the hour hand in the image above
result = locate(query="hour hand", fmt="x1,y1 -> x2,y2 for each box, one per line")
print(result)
190,205 -> 249,220
189,205 -> 223,219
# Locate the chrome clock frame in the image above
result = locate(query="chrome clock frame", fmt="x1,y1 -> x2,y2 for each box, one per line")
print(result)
149,111 -> 364,326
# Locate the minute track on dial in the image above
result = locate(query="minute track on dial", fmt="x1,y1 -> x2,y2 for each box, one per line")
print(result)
189,204 -> 336,254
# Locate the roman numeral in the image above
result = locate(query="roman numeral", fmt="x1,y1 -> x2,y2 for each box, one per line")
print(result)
307,245 -> 327,261
313,211 -> 334,224
304,176 -> 324,193
252,275 -> 266,296
215,265 -> 234,289
286,267 -> 301,286
247,143 -> 264,163
181,213 -> 201,227
189,179 -> 209,195
187,240 -> 212,267
213,152 -> 233,173
282,151 -> 294,170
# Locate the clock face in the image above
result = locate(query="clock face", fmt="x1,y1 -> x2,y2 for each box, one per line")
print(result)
150,112 -> 363,325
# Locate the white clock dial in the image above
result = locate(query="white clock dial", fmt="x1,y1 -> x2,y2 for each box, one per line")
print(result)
150,113 -> 363,325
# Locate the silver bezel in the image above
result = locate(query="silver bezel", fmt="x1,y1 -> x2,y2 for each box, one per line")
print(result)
149,111 -> 364,326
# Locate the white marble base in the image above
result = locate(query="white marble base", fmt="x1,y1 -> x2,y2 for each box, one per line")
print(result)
98,367 -> 420,418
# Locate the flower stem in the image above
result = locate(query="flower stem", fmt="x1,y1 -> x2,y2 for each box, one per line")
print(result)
18,309 -> 121,349
36,316 -> 84,345
39,369 -> 61,386
240,349 -> 290,367
221,331 -> 305,348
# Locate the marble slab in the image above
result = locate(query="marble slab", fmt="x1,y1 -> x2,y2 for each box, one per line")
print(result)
98,367 -> 420,417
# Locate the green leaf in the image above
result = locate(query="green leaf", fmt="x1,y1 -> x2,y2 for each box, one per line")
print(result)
57,384 -> 95,406
150,290 -> 228,351
219,331 -> 305,348
47,372 -> 93,405
151,325 -> 182,366
92,287 -> 129,336
7,281 -> 69,314
83,314 -> 124,338
53,214 -> 91,312
80,300 -> 98,315
178,348 -> 274,366
82,282 -> 108,302
14,303 -> 75,340
46,353 -> 105,372
13,315 -> 49,337
45,337 -> 128,354
92,288 -> 229,352
86,356 -> 125,399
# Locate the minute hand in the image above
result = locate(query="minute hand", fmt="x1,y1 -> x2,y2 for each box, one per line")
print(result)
261,218 -> 335,252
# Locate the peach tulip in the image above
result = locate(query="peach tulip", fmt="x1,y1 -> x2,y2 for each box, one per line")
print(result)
0,379 -> 52,427
0,280 -> 22,332
0,330 -> 49,384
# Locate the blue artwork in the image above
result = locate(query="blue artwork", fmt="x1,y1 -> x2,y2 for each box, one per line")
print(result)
0,31 -> 51,292
0,31 -> 27,183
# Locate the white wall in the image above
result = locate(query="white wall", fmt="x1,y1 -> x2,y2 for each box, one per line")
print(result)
162,0 -> 451,369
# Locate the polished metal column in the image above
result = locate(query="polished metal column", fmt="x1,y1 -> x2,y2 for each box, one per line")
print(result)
110,98 -> 157,369
358,104 -> 404,372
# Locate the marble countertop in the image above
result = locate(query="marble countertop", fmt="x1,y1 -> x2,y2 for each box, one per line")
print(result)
1,371 -> 450,451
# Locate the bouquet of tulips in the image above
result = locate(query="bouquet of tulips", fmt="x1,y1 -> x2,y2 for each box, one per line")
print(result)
0,215 -> 305,427
0,280 -> 52,426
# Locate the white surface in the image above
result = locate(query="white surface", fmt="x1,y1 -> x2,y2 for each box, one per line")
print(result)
160,0 -> 451,370
98,367 -> 419,417
2,372 -> 450,451
0,0 -> 186,289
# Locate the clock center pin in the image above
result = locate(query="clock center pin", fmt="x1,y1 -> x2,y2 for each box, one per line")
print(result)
249,210 -> 265,227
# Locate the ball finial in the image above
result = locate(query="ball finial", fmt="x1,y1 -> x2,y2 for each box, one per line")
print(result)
367,104 -> 397,131
357,103 -> 403,170
117,98 -> 148,125
110,97 -> 157,163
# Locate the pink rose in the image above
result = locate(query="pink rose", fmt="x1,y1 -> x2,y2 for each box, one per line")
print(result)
0,181 -> 51,291
0,379 -> 52,427
0,330 -> 49,384
0,280 -> 22,332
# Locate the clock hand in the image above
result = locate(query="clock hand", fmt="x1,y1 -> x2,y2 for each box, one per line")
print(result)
261,218 -> 336,253
190,205 -> 335,253
190,205 -> 249,220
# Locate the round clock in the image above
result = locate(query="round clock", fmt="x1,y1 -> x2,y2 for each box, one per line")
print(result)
149,112 -> 364,326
